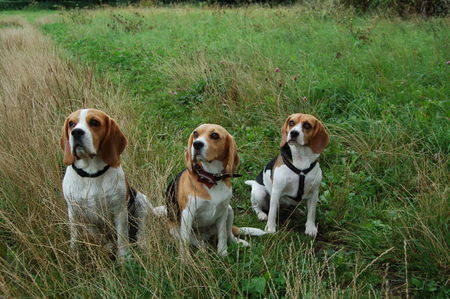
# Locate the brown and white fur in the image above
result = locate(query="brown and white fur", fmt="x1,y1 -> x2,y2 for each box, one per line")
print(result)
60,109 -> 150,258
245,113 -> 329,235
163,124 -> 265,256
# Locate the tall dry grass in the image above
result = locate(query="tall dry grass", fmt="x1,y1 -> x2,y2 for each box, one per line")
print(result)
0,16 -> 175,296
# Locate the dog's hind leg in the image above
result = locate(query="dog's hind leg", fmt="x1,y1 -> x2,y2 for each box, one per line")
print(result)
245,180 -> 269,221
227,206 -> 250,247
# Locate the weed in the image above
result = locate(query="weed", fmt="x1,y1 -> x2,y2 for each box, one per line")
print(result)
107,12 -> 146,33
63,8 -> 92,25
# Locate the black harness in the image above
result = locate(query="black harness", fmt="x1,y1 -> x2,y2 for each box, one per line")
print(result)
71,163 -> 110,178
280,151 -> 317,202
256,144 -> 317,202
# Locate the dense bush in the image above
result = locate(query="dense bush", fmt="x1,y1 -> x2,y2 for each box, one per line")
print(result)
342,0 -> 448,16
1,0 -> 447,16
156,0 -> 448,16
0,1 -> 30,10
0,1 -> 140,10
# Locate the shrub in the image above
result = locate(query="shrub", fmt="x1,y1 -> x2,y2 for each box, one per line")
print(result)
341,0 -> 448,16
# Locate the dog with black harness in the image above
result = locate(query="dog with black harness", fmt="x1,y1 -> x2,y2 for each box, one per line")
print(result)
245,113 -> 329,235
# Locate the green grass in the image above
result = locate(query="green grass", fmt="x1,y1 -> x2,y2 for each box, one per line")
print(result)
1,4 -> 449,297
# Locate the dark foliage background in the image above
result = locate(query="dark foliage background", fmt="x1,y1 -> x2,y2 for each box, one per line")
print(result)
0,0 -> 448,16
341,0 -> 448,16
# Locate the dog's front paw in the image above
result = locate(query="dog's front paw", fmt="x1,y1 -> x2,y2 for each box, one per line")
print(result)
191,239 -> 207,248
305,223 -> 318,237
264,223 -> 277,234
179,243 -> 191,258
218,249 -> 228,257
257,212 -> 268,221
236,239 -> 250,247
69,241 -> 77,250
117,251 -> 132,261
104,241 -> 115,252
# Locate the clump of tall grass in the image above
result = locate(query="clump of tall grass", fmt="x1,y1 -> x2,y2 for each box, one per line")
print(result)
0,16 -> 161,296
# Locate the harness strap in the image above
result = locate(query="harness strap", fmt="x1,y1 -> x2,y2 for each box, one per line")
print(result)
281,152 -> 317,202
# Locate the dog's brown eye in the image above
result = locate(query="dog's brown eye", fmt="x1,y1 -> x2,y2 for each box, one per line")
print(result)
303,122 -> 312,130
193,131 -> 199,138
89,119 -> 100,127
68,121 -> 75,128
288,120 -> 295,127
210,132 -> 219,140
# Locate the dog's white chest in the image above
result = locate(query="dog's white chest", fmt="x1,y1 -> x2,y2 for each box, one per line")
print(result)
190,182 -> 232,228
63,167 -> 126,225
265,164 -> 322,204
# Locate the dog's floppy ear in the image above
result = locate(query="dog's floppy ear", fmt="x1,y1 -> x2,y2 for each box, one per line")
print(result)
185,132 -> 195,173
100,116 -> 127,167
309,119 -> 330,154
60,117 -> 75,166
225,133 -> 239,174
280,116 -> 291,148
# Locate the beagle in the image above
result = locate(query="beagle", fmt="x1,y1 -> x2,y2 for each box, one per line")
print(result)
246,113 -> 329,235
60,109 -> 150,258
164,124 -> 265,256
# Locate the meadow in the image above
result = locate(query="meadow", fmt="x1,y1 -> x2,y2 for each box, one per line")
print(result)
0,4 -> 448,297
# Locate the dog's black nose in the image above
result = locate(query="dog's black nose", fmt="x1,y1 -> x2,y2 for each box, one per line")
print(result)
193,141 -> 204,150
71,128 -> 85,138
290,130 -> 299,138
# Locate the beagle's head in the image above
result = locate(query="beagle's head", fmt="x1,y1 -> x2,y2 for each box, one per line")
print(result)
185,124 -> 239,174
60,109 -> 127,167
280,113 -> 330,154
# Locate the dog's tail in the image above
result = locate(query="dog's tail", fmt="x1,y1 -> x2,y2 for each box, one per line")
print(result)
232,225 -> 266,237
245,180 -> 256,187
151,208 -> 266,236
234,181 -> 266,236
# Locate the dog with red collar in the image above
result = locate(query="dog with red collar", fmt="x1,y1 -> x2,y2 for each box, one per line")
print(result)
162,124 -> 265,256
